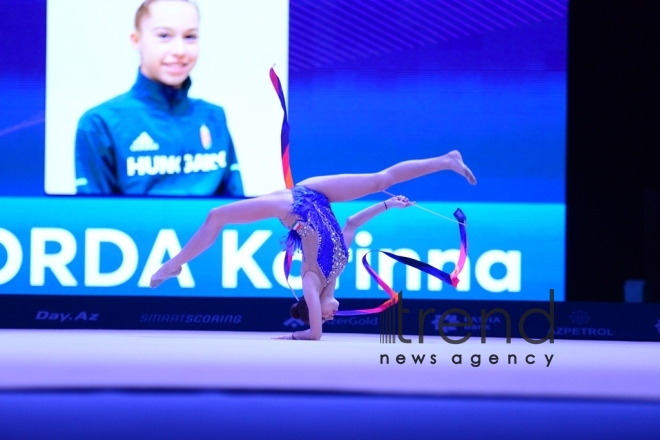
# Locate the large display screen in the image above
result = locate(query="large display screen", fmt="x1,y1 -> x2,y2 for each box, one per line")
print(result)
0,0 -> 567,302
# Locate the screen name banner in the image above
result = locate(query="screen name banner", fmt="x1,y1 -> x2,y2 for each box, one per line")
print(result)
0,197 -> 564,301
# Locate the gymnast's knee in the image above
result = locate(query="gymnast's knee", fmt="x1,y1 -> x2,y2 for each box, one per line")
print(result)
206,206 -> 224,228
375,171 -> 395,192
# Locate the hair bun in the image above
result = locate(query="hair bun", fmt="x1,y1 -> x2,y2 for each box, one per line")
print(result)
290,303 -> 300,319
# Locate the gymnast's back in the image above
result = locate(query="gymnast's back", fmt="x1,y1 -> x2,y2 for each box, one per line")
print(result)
281,186 -> 349,288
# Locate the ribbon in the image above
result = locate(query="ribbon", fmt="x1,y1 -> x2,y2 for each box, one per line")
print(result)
269,67 -> 294,190
335,208 -> 468,316
271,67 -> 298,299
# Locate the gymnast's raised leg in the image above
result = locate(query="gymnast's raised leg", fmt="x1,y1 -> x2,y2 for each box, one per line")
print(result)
298,150 -> 476,203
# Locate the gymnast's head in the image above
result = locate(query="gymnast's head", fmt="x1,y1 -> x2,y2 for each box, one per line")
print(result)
290,297 -> 340,324
131,0 -> 201,88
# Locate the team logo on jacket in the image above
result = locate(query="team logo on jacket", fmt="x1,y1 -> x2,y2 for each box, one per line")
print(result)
200,124 -> 212,150
129,132 -> 159,152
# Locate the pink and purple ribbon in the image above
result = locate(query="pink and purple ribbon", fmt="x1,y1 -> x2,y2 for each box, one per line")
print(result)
271,68 -> 297,298
269,67 -> 294,190
335,208 -> 468,316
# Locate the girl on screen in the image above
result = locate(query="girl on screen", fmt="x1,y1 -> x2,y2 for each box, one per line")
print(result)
75,0 -> 244,196
150,150 -> 477,340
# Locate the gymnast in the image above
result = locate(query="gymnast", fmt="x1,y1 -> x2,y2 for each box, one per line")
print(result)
150,150 -> 477,340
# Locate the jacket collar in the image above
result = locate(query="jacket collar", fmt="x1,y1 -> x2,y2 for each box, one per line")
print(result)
130,69 -> 192,113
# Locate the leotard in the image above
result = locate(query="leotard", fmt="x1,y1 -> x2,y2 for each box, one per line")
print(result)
281,186 -> 349,288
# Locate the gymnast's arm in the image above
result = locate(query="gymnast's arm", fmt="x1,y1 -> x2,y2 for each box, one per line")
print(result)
343,195 -> 413,247
282,276 -> 323,341
300,286 -> 324,340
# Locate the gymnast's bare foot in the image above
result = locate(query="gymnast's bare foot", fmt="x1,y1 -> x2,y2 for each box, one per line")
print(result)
150,263 -> 182,288
447,150 -> 477,185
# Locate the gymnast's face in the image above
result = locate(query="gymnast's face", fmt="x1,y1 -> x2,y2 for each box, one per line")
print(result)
321,297 -> 339,322
132,1 -> 200,88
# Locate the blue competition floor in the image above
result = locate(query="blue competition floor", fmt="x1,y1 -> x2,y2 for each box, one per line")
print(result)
1,391 -> 660,439
2,331 -> 659,439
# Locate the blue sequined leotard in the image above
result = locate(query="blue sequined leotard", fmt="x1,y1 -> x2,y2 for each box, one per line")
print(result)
282,186 -> 349,287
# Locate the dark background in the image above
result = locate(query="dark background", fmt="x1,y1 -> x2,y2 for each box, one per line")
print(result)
566,0 -> 660,301
0,0 -> 658,303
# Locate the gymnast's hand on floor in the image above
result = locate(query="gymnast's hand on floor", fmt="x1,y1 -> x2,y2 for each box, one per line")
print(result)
272,330 -> 316,340
386,195 -> 414,209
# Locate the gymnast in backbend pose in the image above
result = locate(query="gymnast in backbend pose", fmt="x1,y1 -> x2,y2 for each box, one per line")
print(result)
150,150 -> 477,340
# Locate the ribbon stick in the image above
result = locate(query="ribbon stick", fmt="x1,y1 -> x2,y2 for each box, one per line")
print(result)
335,208 -> 469,316
382,190 -> 467,226
269,67 -> 294,190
